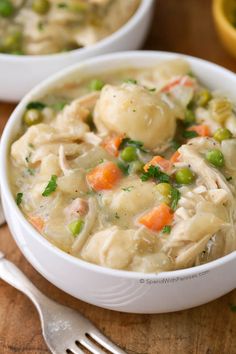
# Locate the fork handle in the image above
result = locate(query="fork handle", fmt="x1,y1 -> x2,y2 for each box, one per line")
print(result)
0,252 -> 49,313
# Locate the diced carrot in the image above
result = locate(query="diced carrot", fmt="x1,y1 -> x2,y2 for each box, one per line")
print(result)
170,151 -> 180,164
188,124 -> 210,137
101,134 -> 124,157
28,215 -> 44,232
161,76 -> 194,93
144,156 -> 173,173
86,161 -> 122,191
139,204 -> 173,232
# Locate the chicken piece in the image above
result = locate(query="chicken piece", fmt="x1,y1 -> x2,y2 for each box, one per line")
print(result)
179,140 -> 232,195
64,198 -> 88,222
53,99 -> 90,139
94,83 -> 176,149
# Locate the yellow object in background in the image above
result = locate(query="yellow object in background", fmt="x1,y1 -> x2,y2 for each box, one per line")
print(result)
213,0 -> 236,58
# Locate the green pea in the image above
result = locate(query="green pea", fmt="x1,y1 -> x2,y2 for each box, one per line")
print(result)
23,109 -> 43,126
89,79 -> 105,91
196,89 -> 212,107
32,0 -> 50,15
128,160 -> 144,174
120,146 -> 137,162
156,183 -> 172,197
184,109 -> 195,125
156,183 -> 172,204
0,0 -> 13,17
213,128 -> 233,142
175,168 -> 195,185
68,219 -> 84,236
2,31 -> 22,52
205,149 -> 224,168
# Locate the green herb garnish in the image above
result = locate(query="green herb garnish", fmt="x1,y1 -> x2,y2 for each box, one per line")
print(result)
171,140 -> 181,151
119,138 -> 147,153
26,101 -> 46,111
141,165 -> 170,183
27,168 -> 35,176
57,2 -> 67,8
42,175 -> 57,197
51,102 -> 67,111
182,130 -> 198,139
122,186 -> 134,192
115,212 -> 120,219
16,192 -> 23,206
162,225 -> 171,234
170,187 -> 181,211
124,78 -> 137,84
117,161 -> 129,175
226,176 -> 233,182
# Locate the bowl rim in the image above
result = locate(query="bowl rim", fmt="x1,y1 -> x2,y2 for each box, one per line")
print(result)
1,50 -> 236,280
213,0 -> 236,39
0,0 -> 153,61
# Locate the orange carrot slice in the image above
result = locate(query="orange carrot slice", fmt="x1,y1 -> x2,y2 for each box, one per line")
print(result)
28,215 -> 44,232
144,156 -> 173,173
161,76 -> 194,93
139,204 -> 173,232
188,124 -> 210,137
86,161 -> 122,191
101,134 -> 124,157
170,151 -> 180,164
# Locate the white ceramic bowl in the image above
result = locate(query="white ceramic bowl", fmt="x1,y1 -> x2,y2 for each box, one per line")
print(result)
1,51 -> 236,314
0,0 -> 154,102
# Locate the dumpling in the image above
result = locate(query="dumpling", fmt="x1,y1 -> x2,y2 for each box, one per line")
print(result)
94,83 -> 176,149
81,226 -> 135,269
100,177 -> 157,224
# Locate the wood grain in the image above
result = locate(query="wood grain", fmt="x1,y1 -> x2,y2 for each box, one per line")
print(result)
0,1 -> 236,353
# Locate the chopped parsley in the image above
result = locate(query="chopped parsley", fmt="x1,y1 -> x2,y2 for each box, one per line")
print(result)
170,187 -> 181,211
115,212 -> 120,219
149,88 -> 156,92
171,140 -> 181,151
162,225 -> 172,234
51,102 -> 67,111
117,161 -> 129,175
182,130 -> 198,139
119,138 -> 147,153
122,186 -> 134,192
58,2 -> 67,8
16,192 -> 23,206
141,165 -> 170,183
124,78 -> 137,84
25,152 -> 31,163
42,175 -> 58,197
27,168 -> 35,176
37,22 -> 44,31
26,101 -> 46,111
226,176 -> 233,182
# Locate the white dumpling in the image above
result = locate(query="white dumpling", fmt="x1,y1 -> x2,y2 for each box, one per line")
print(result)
81,226 -> 135,269
101,177 -> 157,219
94,83 -> 176,149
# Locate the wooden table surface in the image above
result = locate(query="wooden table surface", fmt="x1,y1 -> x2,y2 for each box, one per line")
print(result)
1,1 -> 236,353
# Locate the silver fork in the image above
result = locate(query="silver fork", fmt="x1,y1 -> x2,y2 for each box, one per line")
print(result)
0,251 -> 127,354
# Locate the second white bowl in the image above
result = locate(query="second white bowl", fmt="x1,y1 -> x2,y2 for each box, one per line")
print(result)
0,0 -> 154,102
